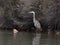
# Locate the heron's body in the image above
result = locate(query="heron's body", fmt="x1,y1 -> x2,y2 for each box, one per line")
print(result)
33,14 -> 41,29
33,19 -> 41,29
29,11 -> 42,31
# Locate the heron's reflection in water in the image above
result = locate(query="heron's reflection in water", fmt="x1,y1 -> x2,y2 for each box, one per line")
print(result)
0,30 -> 60,45
32,33 -> 41,45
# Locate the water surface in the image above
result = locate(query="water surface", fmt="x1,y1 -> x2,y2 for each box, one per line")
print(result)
0,30 -> 60,45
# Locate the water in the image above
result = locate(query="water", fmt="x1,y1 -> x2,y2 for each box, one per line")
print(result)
0,30 -> 60,45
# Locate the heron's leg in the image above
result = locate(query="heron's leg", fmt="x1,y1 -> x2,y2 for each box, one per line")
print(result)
35,29 -> 41,33
35,29 -> 38,33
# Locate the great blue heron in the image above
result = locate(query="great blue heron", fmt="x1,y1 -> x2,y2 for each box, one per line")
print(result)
28,11 -> 42,33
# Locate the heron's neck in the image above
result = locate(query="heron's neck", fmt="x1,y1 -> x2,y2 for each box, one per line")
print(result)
33,13 -> 35,22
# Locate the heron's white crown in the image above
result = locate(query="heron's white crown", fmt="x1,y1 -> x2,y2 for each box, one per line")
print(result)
28,11 -> 35,14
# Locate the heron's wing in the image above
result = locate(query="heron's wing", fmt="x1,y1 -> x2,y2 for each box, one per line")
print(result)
34,20 -> 41,29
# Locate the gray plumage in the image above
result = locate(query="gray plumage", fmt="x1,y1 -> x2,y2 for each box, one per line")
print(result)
28,11 -> 42,31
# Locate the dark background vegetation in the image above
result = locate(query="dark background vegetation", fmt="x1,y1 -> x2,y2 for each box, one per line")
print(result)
0,0 -> 60,31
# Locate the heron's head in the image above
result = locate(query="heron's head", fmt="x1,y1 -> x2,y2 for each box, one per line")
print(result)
28,11 -> 35,14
